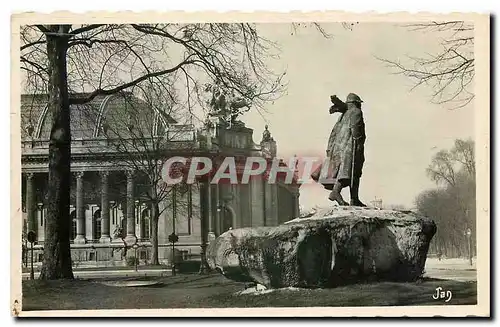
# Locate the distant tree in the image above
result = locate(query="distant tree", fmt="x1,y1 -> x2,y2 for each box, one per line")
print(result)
427,138 -> 475,187
450,138 -> 475,176
379,21 -> 474,109
415,138 -> 475,258
426,150 -> 458,188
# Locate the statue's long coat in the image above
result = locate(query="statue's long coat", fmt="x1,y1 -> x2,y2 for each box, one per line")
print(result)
312,106 -> 366,190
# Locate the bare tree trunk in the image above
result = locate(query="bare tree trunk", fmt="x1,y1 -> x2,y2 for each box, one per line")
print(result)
39,25 -> 74,280
198,180 -> 211,274
150,200 -> 160,265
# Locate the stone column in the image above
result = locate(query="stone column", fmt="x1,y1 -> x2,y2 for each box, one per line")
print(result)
265,184 -> 278,226
294,192 -> 300,218
208,183 -> 216,241
208,183 -> 213,233
100,171 -> 111,243
172,185 -> 177,235
250,178 -> 264,227
26,173 -> 36,237
74,172 -> 86,244
187,184 -> 193,234
125,171 -> 137,245
137,202 -> 143,240
214,184 -> 220,236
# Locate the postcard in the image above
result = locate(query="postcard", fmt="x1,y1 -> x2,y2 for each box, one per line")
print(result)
11,11 -> 490,317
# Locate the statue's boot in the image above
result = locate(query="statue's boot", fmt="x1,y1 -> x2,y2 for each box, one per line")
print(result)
328,182 -> 349,206
350,177 -> 366,207
350,199 -> 366,207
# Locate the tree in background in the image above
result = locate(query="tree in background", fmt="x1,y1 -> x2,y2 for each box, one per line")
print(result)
377,22 -> 475,256
415,138 -> 475,258
379,21 -> 474,109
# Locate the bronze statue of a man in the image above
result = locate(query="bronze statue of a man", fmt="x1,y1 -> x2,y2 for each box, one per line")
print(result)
311,93 -> 366,207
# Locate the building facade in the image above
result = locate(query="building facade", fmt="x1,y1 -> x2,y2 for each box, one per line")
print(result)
20,92 -> 300,266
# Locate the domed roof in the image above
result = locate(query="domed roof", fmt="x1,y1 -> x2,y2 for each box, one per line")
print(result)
20,92 -> 177,140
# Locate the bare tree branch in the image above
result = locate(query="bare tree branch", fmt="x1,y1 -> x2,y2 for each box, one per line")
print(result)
378,21 -> 474,109
69,24 -> 106,35
35,25 -> 50,33
20,38 -> 46,51
70,58 -> 198,105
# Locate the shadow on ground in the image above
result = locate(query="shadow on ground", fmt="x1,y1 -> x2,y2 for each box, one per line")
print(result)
22,273 -> 477,311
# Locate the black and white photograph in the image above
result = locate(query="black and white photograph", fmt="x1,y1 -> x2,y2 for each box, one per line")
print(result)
10,11 -> 490,317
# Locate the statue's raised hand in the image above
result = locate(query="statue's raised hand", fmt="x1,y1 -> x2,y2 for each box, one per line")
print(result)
329,95 -> 347,114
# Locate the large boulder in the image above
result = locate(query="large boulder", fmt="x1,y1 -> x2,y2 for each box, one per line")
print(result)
206,206 -> 437,289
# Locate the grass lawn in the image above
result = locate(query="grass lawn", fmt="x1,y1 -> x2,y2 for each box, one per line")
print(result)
22,273 -> 477,311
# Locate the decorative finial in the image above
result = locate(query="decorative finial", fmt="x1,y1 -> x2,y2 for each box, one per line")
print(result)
262,124 -> 272,142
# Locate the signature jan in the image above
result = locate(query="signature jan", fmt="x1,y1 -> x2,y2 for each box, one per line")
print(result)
432,287 -> 453,303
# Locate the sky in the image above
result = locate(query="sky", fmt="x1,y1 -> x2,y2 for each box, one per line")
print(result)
238,23 -> 475,210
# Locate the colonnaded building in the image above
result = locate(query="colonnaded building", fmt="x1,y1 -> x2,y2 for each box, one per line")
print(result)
20,92 -> 300,267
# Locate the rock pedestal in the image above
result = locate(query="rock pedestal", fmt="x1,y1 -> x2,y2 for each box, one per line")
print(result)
207,206 -> 437,289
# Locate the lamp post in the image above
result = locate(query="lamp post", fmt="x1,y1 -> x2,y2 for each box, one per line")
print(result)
168,232 -> 178,276
466,228 -> 472,266
217,203 -> 224,235
27,231 -> 36,280
22,233 -> 28,268
464,208 -> 473,266
169,185 -> 179,276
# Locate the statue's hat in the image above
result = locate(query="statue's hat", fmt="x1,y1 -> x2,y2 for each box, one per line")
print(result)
346,93 -> 363,103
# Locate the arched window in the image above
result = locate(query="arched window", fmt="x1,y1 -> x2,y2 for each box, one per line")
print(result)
70,210 -> 77,241
141,208 -> 151,240
93,209 -> 101,240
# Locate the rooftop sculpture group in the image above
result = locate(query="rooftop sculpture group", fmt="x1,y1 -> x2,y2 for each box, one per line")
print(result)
204,81 -> 251,130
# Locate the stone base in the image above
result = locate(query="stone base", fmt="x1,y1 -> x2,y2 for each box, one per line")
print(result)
73,235 -> 86,244
111,237 -> 124,244
124,235 -> 138,246
207,206 -> 437,289
99,236 -> 112,243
